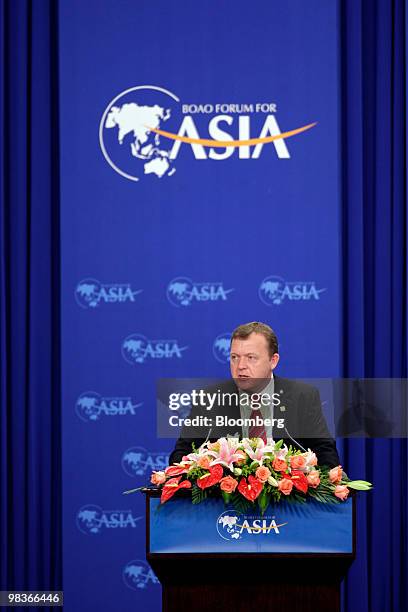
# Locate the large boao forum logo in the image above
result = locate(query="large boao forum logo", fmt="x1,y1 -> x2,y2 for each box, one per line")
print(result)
99,85 -> 316,181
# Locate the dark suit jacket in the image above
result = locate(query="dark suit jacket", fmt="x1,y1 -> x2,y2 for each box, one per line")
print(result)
169,376 -> 340,468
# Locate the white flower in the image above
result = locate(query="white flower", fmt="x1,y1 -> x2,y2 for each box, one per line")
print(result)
206,437 -> 245,472
274,445 -> 289,460
302,449 -> 318,472
241,437 -> 275,466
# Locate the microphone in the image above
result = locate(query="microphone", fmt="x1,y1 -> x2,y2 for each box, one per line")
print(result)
283,426 -> 307,452
203,427 -> 213,445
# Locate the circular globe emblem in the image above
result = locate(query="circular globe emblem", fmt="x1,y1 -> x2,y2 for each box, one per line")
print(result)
259,275 -> 285,305
121,446 -> 148,477
166,277 -> 194,307
216,510 -> 242,540
123,560 -> 159,590
76,504 -> 103,535
75,391 -> 102,422
122,333 -> 148,365
75,278 -> 102,308
213,332 -> 231,364
99,85 -> 180,182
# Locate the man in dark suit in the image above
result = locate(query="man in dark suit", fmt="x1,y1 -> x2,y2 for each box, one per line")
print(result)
169,321 -> 340,468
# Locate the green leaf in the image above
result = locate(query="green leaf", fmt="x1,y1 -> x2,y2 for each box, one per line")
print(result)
230,492 -> 252,514
222,491 -> 231,505
191,484 -> 208,505
274,439 -> 284,451
257,488 -> 270,515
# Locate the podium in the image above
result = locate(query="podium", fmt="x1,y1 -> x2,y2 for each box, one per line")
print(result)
144,489 -> 355,612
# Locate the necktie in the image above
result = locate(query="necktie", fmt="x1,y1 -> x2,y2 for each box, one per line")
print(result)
248,409 -> 267,443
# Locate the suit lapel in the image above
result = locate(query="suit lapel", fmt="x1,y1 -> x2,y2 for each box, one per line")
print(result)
273,375 -> 295,440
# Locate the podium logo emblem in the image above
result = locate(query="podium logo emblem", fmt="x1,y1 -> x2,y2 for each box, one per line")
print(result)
217,509 -> 287,541
123,560 -> 159,590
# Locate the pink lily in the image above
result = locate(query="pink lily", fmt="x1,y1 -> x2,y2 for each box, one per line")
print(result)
298,449 -> 318,472
274,444 -> 289,461
206,437 -> 245,472
241,437 -> 276,466
184,448 -> 212,465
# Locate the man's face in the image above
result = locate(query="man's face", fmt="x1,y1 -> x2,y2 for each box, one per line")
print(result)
230,332 -> 279,391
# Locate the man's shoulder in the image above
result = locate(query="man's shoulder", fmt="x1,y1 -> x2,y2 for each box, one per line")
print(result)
275,376 -> 318,397
202,379 -> 238,393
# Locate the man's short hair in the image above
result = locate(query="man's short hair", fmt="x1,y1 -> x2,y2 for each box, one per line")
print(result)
231,322 -> 279,357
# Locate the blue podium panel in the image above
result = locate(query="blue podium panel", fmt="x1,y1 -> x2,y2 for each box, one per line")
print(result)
149,497 -> 353,554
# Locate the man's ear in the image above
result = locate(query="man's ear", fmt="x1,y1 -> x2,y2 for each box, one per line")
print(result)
271,353 -> 280,371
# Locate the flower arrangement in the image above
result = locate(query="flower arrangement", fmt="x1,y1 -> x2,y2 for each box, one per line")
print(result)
149,438 -> 372,514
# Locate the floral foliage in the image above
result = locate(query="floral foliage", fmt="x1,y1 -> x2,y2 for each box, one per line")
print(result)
150,438 -> 372,513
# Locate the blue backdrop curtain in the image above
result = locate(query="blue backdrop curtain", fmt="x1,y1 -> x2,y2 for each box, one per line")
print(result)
340,1 -> 407,611
0,0 -> 407,610
0,0 -> 61,594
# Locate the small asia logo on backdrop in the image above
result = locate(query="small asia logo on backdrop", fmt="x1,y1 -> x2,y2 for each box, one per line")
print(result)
259,276 -> 326,305
216,509 -> 287,541
123,560 -> 159,590
75,278 -> 142,308
166,277 -> 234,307
76,504 -> 143,535
212,333 -> 232,364
121,446 -> 169,477
75,392 -> 142,422
121,333 -> 188,364
99,85 -> 317,182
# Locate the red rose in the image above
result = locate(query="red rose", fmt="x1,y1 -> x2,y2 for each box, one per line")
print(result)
334,485 -> 349,500
220,476 -> 238,493
272,458 -> 287,472
290,455 -> 306,470
278,478 -> 293,495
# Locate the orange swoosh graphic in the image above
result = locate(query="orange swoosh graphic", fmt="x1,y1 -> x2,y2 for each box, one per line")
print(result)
147,122 -> 317,148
